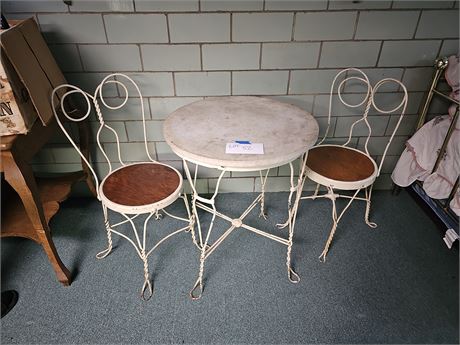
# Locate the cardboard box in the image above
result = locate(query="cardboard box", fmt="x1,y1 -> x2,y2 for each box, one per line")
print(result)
0,18 -> 67,136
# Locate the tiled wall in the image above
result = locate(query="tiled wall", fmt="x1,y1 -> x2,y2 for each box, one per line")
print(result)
4,0 -> 459,193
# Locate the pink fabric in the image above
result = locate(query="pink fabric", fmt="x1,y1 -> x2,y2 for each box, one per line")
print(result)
392,115 -> 459,196
450,185 -> 460,216
392,55 -> 460,216
446,55 -> 459,117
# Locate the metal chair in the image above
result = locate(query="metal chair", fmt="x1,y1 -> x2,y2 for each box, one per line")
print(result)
51,73 -> 196,300
279,68 -> 408,262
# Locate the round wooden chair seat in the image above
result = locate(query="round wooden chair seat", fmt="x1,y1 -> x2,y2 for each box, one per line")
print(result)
100,162 -> 182,214
305,145 -> 377,190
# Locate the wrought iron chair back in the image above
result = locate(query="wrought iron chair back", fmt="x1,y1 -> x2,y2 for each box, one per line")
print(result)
319,68 -> 408,176
51,73 -> 155,200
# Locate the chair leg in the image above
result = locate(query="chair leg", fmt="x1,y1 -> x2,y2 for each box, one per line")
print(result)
259,169 -> 269,219
364,186 -> 377,228
190,246 -> 205,300
140,249 -> 153,301
96,204 -> 113,259
319,188 -> 339,262
319,188 -> 361,262
286,224 -> 300,283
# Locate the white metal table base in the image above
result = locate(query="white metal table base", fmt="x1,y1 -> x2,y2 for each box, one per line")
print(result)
183,159 -> 304,300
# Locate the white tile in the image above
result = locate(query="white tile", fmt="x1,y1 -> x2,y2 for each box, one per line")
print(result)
278,158 -> 301,177
155,142 -> 181,161
342,68 -> 404,93
3,1 -> 68,12
49,44 -> 82,72
356,11 -> 419,39
183,179 -> 208,194
320,41 -> 381,68
315,116 -> 337,138
328,1 -> 392,9
378,41 -> 441,67
141,45 -> 201,71
233,13 -> 293,42
209,177 -> 254,193
379,155 -> 400,174
69,0 -> 134,12
169,14 -> 230,43
416,10 -> 459,38
334,115 -> 390,137
321,137 -> 359,147
150,97 -> 203,119
313,93 -> 370,117
392,1 -> 454,9
104,14 -> 168,43
231,169 -> 277,178
440,40 -> 460,56
79,45 -> 142,71
202,44 -> 260,70
265,0 -> 327,10
358,136 -> 407,155
175,72 -> 231,96
402,67 -> 434,92
370,91 -> 416,115
201,0 -> 263,11
91,121 -> 127,142
38,14 -> 106,43
269,95 -> 315,113
116,73 -> 174,97
134,0 -> 199,12
405,92 -> 425,115
233,71 -> 289,95
196,168 -> 230,179
65,72 -> 118,96
105,142 -> 156,162
102,98 -> 150,120
386,114 -> 418,136
126,120 -> 164,141
289,69 -> 342,94
255,177 -> 291,192
294,12 -> 356,41
261,43 -> 320,69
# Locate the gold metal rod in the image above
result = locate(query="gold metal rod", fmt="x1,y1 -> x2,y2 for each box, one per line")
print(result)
432,107 -> 459,173
432,89 -> 460,105
416,57 -> 449,130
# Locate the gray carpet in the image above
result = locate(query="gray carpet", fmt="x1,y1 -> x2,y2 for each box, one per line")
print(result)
1,190 -> 458,344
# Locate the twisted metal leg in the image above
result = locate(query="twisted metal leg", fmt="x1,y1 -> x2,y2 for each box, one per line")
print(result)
318,188 -> 361,262
285,158 -> 308,282
364,185 -> 377,228
318,188 -> 339,263
96,204 -> 113,259
140,249 -> 153,301
258,169 -> 270,219
190,247 -> 206,300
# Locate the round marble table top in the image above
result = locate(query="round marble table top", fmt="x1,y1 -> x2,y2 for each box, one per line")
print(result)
163,96 -> 319,171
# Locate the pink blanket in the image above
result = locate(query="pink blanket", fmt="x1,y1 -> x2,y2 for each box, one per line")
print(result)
392,55 -> 460,216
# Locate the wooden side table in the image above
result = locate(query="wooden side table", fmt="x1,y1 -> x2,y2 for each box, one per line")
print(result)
0,116 -> 95,286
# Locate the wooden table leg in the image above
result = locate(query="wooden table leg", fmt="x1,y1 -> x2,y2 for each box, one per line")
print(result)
3,151 -> 72,286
